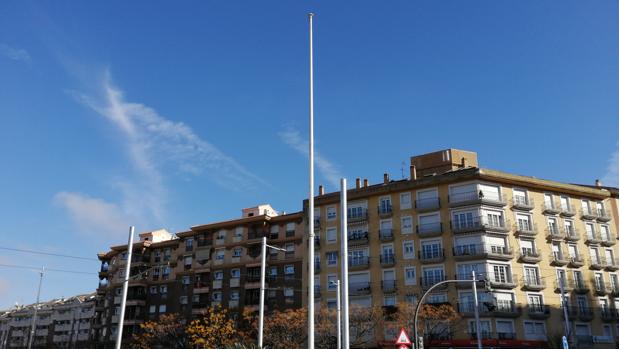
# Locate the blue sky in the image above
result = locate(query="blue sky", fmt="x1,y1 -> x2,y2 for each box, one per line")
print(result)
1,1 -> 618,308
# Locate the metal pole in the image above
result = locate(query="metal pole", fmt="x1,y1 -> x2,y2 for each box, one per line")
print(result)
340,178 -> 350,349
27,267 -> 44,349
307,12 -> 316,349
115,226 -> 135,349
336,280 -> 341,349
258,237 -> 267,348
560,276 -> 571,344
471,271 -> 483,349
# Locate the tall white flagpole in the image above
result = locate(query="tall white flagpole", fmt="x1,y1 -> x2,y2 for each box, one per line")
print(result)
115,226 -> 135,349
307,12 -> 316,349
340,178 -> 350,349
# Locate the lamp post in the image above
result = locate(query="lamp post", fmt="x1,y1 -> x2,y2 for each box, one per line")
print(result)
329,280 -> 342,349
258,237 -> 287,348
413,272 -> 485,349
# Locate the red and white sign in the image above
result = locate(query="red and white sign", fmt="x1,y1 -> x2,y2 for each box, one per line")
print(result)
398,345 -> 410,349
395,328 -> 412,345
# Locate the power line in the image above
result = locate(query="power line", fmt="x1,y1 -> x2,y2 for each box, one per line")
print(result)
0,263 -> 97,275
0,246 -> 99,262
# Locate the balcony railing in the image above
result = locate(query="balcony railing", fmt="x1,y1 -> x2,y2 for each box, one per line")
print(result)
573,278 -> 589,293
381,280 -> 397,293
379,229 -> 394,241
451,216 -> 510,234
597,209 -> 612,222
452,244 -> 512,260
347,209 -> 368,222
585,230 -> 603,244
420,275 -> 446,289
594,280 -> 610,295
581,208 -> 597,220
449,190 -> 506,207
415,197 -> 440,212
349,282 -> 371,296
590,257 -> 605,270
560,204 -> 576,217
604,258 -> 619,271
550,251 -> 569,266
348,256 -> 370,269
519,248 -> 541,263
347,232 -> 369,245
380,253 -> 395,267
546,226 -> 564,240
512,196 -> 534,210
416,222 -> 443,237
418,249 -> 445,263
314,261 -> 321,273
564,226 -> 580,241
522,277 -> 546,290
485,272 -> 517,289
542,202 -> 561,214
378,205 -> 393,217
569,255 -> 585,267
514,222 -> 537,236
527,304 -> 550,319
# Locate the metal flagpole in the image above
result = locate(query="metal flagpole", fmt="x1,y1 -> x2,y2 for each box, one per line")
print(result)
258,237 -> 267,348
26,267 -> 44,349
340,178 -> 350,349
336,280 -> 341,349
115,226 -> 135,349
307,11 -> 316,349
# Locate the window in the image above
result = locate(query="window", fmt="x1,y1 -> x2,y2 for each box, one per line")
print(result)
216,230 -> 226,241
182,276 -> 191,285
216,250 -> 225,260
214,271 -> 224,280
401,216 -> 413,234
404,267 -> 416,285
403,241 -> 415,259
420,240 -> 442,260
115,287 -> 122,296
520,239 -> 535,256
149,286 -> 157,294
149,305 -> 156,314
547,217 -> 558,234
159,285 -> 167,294
327,252 -> 338,266
184,256 -> 193,267
284,288 -> 294,297
231,269 -> 240,278
348,205 -> 365,219
418,213 -> 440,233
326,228 -> 337,243
560,196 -> 570,211
180,296 -> 188,305
327,299 -> 337,309
234,228 -> 243,239
285,265 -> 295,276
327,206 -> 336,220
159,305 -> 166,313
286,222 -> 295,233
186,238 -> 194,251
231,291 -> 239,300
601,225 -> 612,241
384,296 -> 396,306
513,189 -> 528,205
523,321 -> 546,340
163,248 -> 171,261
406,294 -> 418,304
328,275 -> 337,290
285,243 -> 295,255
516,213 -> 532,231
400,192 -> 411,210
427,293 -> 447,304
233,248 -> 242,258
544,193 -> 555,209
379,197 -> 392,213
490,264 -> 510,283
212,292 -> 222,301
269,266 -> 278,276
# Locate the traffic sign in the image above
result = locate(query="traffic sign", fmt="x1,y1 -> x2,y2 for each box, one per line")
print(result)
398,345 -> 409,349
395,328 -> 412,345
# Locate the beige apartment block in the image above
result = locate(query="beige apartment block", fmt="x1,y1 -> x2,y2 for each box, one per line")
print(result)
307,149 -> 619,349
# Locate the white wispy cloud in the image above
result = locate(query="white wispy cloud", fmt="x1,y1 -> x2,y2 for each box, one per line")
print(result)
58,70 -> 265,238
278,127 -> 342,189
603,143 -> 619,187
54,192 -> 132,238
0,43 -> 31,62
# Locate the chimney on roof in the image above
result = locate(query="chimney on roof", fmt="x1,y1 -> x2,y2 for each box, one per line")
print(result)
595,179 -> 602,187
461,157 -> 468,168
410,165 -> 417,181
383,173 -> 389,184
318,185 -> 324,195
355,178 -> 361,189
363,178 -> 369,187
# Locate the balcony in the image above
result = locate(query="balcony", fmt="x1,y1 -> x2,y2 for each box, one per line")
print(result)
585,231 -> 603,244
590,257 -> 605,270
453,244 -> 512,261
451,216 -> 510,235
458,301 -> 519,318
419,249 -> 445,264
514,222 -> 537,237
600,308 -> 617,322
420,276 -> 447,290
550,252 -> 569,266
313,218 -> 320,230
415,197 -> 440,212
546,226 -> 564,240
604,258 -> 619,271
494,301 -> 521,317
454,273 -> 486,289
348,256 -> 370,270
560,204 -> 576,217
527,305 -> 550,319
573,279 -> 590,294
314,285 -> 321,299
379,229 -> 394,242
561,306 -> 578,320
542,202 -> 561,215
601,233 -> 616,246
348,232 -> 369,245
416,222 -> 443,238
581,208 -> 597,220
564,227 -> 580,241
577,307 -> 594,321
349,282 -> 371,296
594,281 -> 610,295
518,249 -> 542,263
554,279 -> 575,292
381,280 -> 397,293
314,236 -> 320,247
314,261 -> 321,273
486,272 -> 517,289
380,253 -> 395,267
569,255 -> 585,268
522,277 -> 546,291
347,209 -> 368,223
457,302 -> 491,317
448,191 -> 506,208
378,205 -> 393,218
597,209 -> 612,222
512,196 -> 535,211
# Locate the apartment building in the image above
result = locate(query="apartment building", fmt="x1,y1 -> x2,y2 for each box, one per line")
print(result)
0,293 -> 95,349
309,149 -> 619,349
92,205 -> 304,348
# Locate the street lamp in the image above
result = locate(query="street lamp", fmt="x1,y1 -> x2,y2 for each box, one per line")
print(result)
414,271 -> 486,349
258,237 -> 287,348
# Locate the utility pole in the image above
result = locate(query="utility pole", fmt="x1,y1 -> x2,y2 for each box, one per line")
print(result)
258,238 -> 286,348
560,276 -> 571,347
307,11 -> 316,349
26,267 -> 44,349
471,271 -> 483,349
115,226 -> 135,349
340,178 -> 350,349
